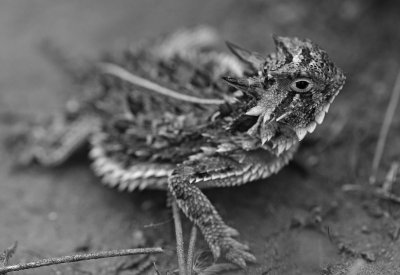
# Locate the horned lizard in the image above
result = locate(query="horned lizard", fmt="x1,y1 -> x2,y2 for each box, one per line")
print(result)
9,26 -> 345,268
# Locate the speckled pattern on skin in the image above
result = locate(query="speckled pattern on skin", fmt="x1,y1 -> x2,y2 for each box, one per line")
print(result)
9,26 -> 345,268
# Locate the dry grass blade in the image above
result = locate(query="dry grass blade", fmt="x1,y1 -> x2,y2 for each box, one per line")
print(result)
376,190 -> 400,204
100,63 -> 225,105
370,69 -> 400,184
0,247 -> 163,274
186,225 -> 198,275
382,162 -> 399,193
153,262 -> 161,275
172,200 -> 186,275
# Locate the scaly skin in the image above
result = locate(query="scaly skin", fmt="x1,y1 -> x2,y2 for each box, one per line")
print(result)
8,26 -> 345,267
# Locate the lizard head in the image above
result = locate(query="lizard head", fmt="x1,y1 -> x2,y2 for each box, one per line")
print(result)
224,36 -> 345,150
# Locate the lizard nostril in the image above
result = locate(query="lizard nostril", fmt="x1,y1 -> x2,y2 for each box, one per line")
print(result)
264,77 -> 275,87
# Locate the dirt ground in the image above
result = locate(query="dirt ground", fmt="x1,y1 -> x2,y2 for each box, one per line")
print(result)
1,0 -> 400,274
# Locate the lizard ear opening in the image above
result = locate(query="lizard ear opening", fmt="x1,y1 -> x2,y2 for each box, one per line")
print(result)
230,114 -> 259,132
126,94 -> 143,115
226,41 -> 264,70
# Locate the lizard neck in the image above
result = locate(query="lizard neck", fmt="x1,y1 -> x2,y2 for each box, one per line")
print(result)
247,118 -> 300,156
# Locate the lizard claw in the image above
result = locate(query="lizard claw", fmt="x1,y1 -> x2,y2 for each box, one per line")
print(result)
226,248 -> 257,268
208,224 -> 256,268
220,236 -> 256,268
223,225 -> 240,237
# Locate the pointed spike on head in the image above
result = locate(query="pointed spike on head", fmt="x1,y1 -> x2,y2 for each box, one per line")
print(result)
263,113 -> 272,123
245,105 -> 264,116
315,111 -> 326,124
261,136 -> 268,146
272,34 -> 284,46
272,34 -> 295,60
276,112 -> 290,122
307,121 -> 317,133
285,140 -> 293,150
295,128 -> 307,141
277,144 -> 285,155
323,104 -> 331,113
226,41 -> 264,69
222,76 -> 250,90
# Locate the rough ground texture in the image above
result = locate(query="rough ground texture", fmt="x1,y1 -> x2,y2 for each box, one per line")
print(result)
1,1 -> 400,274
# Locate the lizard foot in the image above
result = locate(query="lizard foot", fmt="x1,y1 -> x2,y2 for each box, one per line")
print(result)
169,161 -> 258,268
207,224 -> 256,268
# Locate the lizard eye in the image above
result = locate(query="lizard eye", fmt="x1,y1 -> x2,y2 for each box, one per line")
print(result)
290,78 -> 313,93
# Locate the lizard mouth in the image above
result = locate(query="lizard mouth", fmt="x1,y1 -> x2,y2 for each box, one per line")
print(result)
293,82 -> 343,141
257,102 -> 333,155
293,72 -> 346,141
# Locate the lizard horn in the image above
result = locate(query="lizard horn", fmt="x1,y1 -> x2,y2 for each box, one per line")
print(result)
222,76 -> 251,90
226,41 -> 264,69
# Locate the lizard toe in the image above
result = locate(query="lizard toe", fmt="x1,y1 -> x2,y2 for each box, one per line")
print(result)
209,242 -> 221,260
220,236 -> 256,268
223,225 -> 240,237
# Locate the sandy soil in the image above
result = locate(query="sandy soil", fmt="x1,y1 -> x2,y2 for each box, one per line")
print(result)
1,1 -> 400,274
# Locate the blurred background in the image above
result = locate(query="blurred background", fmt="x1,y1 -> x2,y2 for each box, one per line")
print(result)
1,0 -> 400,274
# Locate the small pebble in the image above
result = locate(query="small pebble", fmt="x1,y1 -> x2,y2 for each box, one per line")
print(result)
48,211 -> 58,221
361,225 -> 370,234
361,251 -> 376,262
131,229 -> 146,247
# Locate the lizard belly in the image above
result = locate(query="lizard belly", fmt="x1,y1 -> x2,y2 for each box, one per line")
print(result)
196,145 -> 298,189
89,133 -> 298,191
89,135 -> 174,191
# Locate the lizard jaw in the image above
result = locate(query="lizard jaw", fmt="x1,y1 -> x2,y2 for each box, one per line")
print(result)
295,102 -> 331,141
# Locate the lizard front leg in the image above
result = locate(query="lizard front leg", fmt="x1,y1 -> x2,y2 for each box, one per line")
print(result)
167,155 -> 261,268
9,114 -> 99,166
169,167 -> 256,268
168,148 -> 297,267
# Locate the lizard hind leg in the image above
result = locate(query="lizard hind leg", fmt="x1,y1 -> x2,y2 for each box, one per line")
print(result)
9,115 -> 99,167
168,159 -> 257,268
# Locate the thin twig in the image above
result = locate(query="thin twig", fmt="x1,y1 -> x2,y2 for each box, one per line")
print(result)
143,219 -> 172,228
153,262 -> 161,275
100,63 -> 225,105
186,225 -> 198,275
382,162 -> 399,193
376,189 -> 400,204
0,247 -> 163,274
171,200 -> 186,275
370,69 -> 400,184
